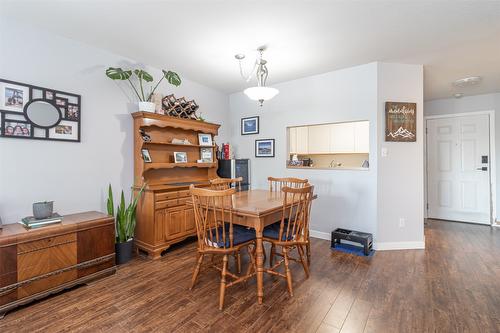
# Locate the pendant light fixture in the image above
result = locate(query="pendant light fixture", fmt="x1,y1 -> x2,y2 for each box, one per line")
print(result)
235,48 -> 279,106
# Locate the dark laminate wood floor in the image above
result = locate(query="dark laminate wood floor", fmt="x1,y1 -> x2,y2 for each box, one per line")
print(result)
1,220 -> 500,332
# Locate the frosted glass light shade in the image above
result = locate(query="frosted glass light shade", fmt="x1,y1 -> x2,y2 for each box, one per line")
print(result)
243,86 -> 279,101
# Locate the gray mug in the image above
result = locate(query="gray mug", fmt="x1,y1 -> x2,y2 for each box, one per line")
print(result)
33,201 -> 54,219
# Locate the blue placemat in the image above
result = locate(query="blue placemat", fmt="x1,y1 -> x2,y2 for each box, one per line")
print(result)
331,243 -> 374,257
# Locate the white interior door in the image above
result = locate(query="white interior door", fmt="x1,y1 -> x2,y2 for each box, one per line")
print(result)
427,114 -> 491,224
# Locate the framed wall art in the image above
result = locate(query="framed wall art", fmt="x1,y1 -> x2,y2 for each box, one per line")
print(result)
255,139 -> 275,157
385,101 -> 416,142
241,116 -> 259,135
0,78 -> 81,142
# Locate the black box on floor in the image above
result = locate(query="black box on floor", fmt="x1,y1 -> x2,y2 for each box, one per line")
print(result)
331,228 -> 373,256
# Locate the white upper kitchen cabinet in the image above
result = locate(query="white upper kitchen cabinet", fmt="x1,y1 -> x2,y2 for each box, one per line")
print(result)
288,126 -> 309,154
308,124 -> 330,154
289,127 -> 297,153
289,121 -> 368,155
354,121 -> 369,153
296,127 -> 309,154
330,122 -> 355,152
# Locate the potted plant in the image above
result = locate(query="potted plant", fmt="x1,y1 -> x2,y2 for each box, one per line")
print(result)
105,67 -> 181,113
107,184 -> 145,264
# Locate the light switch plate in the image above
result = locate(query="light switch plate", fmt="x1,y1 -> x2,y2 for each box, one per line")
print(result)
381,147 -> 388,157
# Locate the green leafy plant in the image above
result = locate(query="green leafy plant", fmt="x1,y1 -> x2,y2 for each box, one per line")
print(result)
107,184 -> 146,243
105,67 -> 181,102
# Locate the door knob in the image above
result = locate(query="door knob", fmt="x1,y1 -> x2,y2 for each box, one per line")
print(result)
476,167 -> 488,171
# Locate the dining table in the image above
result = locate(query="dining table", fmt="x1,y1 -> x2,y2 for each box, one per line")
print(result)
229,189 -> 316,304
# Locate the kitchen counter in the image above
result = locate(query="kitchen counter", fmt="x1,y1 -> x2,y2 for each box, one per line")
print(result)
287,165 -> 369,171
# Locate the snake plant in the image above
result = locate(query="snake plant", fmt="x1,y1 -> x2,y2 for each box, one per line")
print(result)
107,184 -> 146,243
105,67 -> 181,102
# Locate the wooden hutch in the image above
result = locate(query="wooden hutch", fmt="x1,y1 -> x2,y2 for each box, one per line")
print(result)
132,112 -> 220,259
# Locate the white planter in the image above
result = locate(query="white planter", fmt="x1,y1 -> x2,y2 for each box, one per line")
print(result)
138,101 -> 156,113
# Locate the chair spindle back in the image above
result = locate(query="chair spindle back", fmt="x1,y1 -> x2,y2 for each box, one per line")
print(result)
268,177 -> 308,192
277,185 -> 314,244
210,177 -> 243,191
190,185 -> 236,251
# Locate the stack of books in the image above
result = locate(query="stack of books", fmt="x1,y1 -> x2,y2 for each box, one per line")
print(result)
20,213 -> 63,229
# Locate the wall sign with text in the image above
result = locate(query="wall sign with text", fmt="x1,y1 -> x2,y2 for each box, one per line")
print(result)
385,102 -> 416,142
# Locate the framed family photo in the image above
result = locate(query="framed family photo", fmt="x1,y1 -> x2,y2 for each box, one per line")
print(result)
255,139 -> 275,157
241,116 -> 259,135
0,78 -> 81,142
3,121 -> 31,137
0,81 -> 30,112
48,120 -> 79,141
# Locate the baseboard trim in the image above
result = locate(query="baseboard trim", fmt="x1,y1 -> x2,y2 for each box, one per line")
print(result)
310,230 -> 330,240
374,241 -> 425,251
310,230 -> 426,250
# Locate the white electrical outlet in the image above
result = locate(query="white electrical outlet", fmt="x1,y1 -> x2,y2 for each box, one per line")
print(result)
399,218 -> 405,228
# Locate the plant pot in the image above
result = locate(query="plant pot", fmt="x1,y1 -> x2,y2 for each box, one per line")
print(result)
115,239 -> 134,265
33,201 -> 53,219
138,101 -> 156,113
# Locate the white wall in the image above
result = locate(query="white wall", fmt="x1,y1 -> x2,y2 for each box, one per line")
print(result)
376,63 -> 425,249
0,19 -> 230,224
425,93 -> 500,220
229,62 -> 425,249
229,63 -> 380,239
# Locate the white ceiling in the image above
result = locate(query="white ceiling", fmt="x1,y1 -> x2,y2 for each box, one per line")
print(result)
2,0 -> 500,100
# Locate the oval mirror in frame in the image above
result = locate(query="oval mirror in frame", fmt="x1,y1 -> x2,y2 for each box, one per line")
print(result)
24,99 -> 61,128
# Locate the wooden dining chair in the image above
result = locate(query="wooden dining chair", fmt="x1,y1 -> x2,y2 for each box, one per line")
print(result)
189,185 -> 257,310
209,177 -> 245,272
263,185 -> 314,296
267,176 -> 311,263
210,177 -> 243,191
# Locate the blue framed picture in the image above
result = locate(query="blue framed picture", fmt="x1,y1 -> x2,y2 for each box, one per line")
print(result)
255,139 -> 275,158
241,116 -> 259,135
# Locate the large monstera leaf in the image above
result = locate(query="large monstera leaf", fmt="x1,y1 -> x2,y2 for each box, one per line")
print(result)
134,69 -> 154,82
163,70 -> 181,86
105,67 -> 132,80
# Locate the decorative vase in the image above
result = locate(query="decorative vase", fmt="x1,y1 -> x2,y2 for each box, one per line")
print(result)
138,101 -> 156,113
33,201 -> 53,219
115,239 -> 134,265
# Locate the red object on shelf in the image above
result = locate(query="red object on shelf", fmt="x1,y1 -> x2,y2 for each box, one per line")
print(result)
223,143 -> 230,160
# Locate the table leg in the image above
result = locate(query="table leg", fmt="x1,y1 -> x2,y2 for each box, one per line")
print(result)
255,226 -> 264,304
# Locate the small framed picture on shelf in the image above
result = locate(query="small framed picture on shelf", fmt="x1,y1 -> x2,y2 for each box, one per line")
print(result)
241,116 -> 259,135
174,151 -> 188,163
200,147 -> 213,163
255,139 -> 275,158
198,133 -> 212,146
141,148 -> 152,163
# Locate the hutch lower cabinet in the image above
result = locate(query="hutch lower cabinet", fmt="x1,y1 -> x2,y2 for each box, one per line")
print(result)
0,211 -> 116,317
135,187 -> 200,259
132,112 -> 220,259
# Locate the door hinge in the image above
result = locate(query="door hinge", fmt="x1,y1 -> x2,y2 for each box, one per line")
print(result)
425,127 -> 428,134
426,203 -> 429,210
